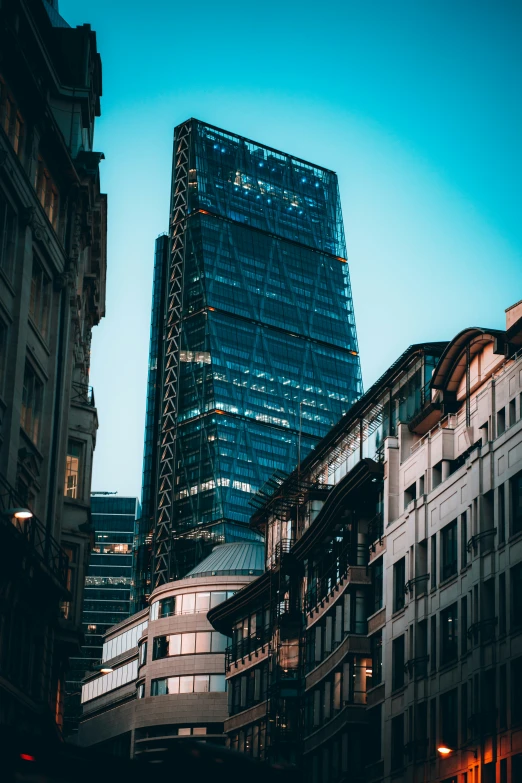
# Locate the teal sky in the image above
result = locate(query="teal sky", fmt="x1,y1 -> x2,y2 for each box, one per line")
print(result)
59,0 -> 522,496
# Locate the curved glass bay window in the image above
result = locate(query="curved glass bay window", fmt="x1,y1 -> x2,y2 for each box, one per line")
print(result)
152,631 -> 228,658
150,591 -> 235,620
151,674 -> 226,696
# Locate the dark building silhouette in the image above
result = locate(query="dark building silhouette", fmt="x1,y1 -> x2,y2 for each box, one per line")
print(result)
133,120 -> 362,607
0,0 -> 106,735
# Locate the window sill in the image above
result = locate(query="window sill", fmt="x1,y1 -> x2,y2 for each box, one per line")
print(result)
391,607 -> 406,620
28,316 -> 51,356
439,574 -> 458,589
438,658 -> 458,673
0,266 -> 15,296
508,530 -> 522,546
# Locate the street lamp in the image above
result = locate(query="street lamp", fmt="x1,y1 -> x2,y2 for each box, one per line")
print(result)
94,664 -> 113,674
437,746 -> 477,760
4,507 -> 33,520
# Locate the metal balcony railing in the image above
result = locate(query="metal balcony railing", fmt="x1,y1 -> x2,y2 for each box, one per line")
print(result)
467,618 -> 497,645
368,512 -> 384,550
0,472 -> 69,589
71,382 -> 95,407
225,627 -> 272,668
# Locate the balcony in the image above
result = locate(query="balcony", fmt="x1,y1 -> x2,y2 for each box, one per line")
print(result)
71,382 -> 96,407
0,472 -> 69,590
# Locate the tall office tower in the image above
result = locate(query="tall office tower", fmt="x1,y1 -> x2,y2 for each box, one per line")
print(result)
64,494 -> 139,738
135,119 -> 362,601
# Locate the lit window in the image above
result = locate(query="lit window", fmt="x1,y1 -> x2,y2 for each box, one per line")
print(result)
64,440 -> 82,498
21,362 -> 43,445
0,193 -> 17,280
34,157 -> 59,229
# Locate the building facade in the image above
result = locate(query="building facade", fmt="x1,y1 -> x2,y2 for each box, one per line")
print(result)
133,119 -> 362,606
209,302 -> 522,782
78,542 -> 263,757
0,0 -> 106,735
64,494 -> 139,738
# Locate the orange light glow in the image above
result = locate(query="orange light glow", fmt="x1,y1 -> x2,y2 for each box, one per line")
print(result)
437,746 -> 452,756
208,307 -> 216,311
215,410 -> 225,415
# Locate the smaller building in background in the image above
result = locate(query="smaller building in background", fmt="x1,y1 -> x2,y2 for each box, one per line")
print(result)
64,494 -> 139,739
78,542 -> 264,757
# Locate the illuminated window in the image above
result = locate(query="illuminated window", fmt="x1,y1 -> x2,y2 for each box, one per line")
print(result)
34,157 -> 59,229
64,440 -> 82,498
87,624 -> 97,633
0,192 -> 17,280
21,362 -> 43,444
0,76 -> 24,159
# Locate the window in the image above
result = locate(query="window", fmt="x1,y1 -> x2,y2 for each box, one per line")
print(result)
511,563 -> 522,630
441,519 -> 458,581
29,258 -> 51,338
151,674 -> 225,696
499,573 -> 506,635
461,682 -> 468,744
441,603 -> 458,665
499,665 -> 507,730
391,713 -> 404,770
34,157 -> 59,229
430,615 -> 437,672
139,641 -> 147,666
0,192 -> 17,279
511,472 -> 522,536
509,398 -> 517,427
461,511 -> 468,567
431,534 -> 437,589
152,631 -> 228,659
371,631 -> 383,686
461,597 -> 468,654
371,559 -> 383,613
393,558 -> 405,612
21,363 -> 43,445
392,635 -> 405,690
497,407 -> 506,436
64,440 -> 82,498
498,485 -> 506,545
440,688 -> 458,749
404,482 -> 416,509
0,77 -> 24,158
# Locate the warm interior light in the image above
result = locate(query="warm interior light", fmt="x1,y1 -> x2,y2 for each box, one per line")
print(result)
99,666 -> 113,674
437,746 -> 453,756
5,507 -> 33,520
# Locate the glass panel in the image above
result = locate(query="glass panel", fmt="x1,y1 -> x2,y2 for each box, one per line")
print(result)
194,675 -> 210,693
196,592 -> 210,613
181,633 -> 196,655
210,674 -> 226,692
182,594 -> 195,614
195,632 -> 211,653
211,632 -> 227,653
168,634 -> 182,656
179,676 -> 193,693
167,677 -> 179,694
210,591 -> 227,608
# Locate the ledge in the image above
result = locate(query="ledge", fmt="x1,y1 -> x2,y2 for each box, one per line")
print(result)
224,701 -> 267,732
306,634 -> 371,691
303,702 -> 367,754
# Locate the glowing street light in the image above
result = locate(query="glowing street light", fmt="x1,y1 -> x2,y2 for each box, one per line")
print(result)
437,746 -> 452,756
5,507 -> 33,520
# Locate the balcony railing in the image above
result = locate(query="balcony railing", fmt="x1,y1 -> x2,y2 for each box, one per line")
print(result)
467,618 -> 497,645
304,539 -> 367,613
226,627 -> 272,668
0,472 -> 69,589
368,512 -> 384,550
71,382 -> 95,407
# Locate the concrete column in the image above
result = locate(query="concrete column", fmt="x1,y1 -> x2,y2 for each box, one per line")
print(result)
441,460 -> 451,482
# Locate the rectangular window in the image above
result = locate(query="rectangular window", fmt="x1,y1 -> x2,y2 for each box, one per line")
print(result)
509,398 -> 517,427
392,635 -> 405,690
29,257 -> 52,339
371,631 -> 383,686
431,534 -> 437,589
195,592 -> 210,612
64,440 -> 82,499
393,558 -> 406,612
511,563 -> 522,630
511,471 -> 522,536
0,192 -> 17,280
195,631 -> 211,653
372,559 -> 383,613
194,674 -> 209,693
497,407 -> 506,436
181,633 -> 196,655
461,682 -> 468,744
0,319 -> 7,394
21,362 -> 43,445
440,688 -> 458,748
391,713 -> 404,770
441,603 -> 458,665
430,615 -> 437,673
34,157 -> 59,230
182,593 -> 195,614
461,511 -> 468,567
441,519 -> 458,581
498,485 -> 506,545
499,664 -> 507,730
499,573 -> 506,635
461,597 -> 468,654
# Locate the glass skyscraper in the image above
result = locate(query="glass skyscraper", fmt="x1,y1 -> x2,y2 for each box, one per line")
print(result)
135,119 -> 362,601
64,493 -> 139,737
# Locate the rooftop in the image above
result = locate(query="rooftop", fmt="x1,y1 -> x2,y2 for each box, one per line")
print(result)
185,542 -> 265,578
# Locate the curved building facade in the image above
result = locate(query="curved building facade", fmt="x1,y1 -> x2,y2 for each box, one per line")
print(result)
78,543 -> 263,757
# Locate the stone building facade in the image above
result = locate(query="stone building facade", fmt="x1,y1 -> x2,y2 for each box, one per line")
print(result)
0,0 -> 106,735
209,302 -> 522,782
78,542 -> 263,757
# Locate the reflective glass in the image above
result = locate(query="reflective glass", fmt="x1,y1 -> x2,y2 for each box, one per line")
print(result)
196,592 -> 210,612
196,632 -> 211,653
194,675 -> 210,693
181,633 -> 196,655
179,676 -> 193,693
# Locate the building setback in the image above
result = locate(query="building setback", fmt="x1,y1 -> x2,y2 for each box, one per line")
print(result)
64,494 -> 139,738
78,542 -> 263,755
0,0 -> 106,734
208,301 -> 522,782
133,119 -> 362,606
